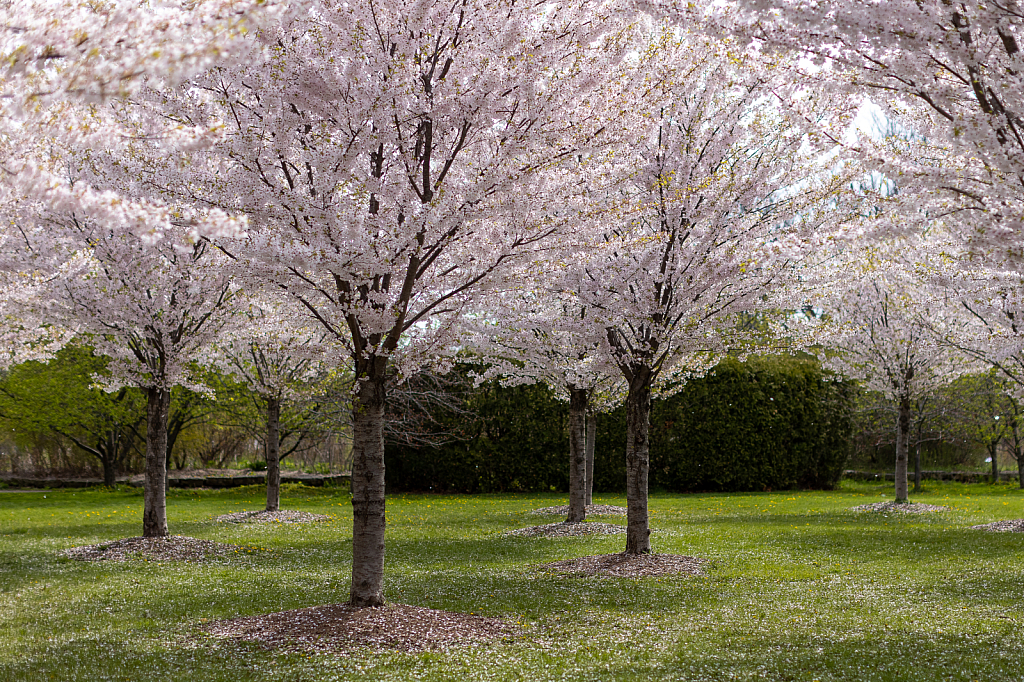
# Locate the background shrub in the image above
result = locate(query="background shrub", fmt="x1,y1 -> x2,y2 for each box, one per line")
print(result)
385,355 -> 854,493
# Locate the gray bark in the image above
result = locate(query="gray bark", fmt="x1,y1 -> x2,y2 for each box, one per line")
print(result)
266,395 -> 281,512
990,442 -> 1000,483
1012,418 -> 1023,489
913,442 -> 922,493
895,395 -> 910,503
585,412 -> 596,506
567,387 -> 589,523
624,371 -> 653,555
143,387 -> 171,537
349,355 -> 387,607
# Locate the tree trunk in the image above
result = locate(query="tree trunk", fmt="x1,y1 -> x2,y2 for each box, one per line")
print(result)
349,355 -> 388,607
913,442 -> 922,494
266,395 -> 281,512
624,370 -> 653,555
101,450 -> 116,487
990,442 -> 1000,483
143,387 -> 171,538
1013,420 -> 1023,490
585,411 -> 596,506
567,386 -> 589,523
895,395 -> 910,503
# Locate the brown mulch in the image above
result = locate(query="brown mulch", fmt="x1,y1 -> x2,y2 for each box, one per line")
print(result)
850,501 -> 949,514
203,603 -> 515,652
502,522 -> 626,538
970,519 -> 1024,532
539,552 -> 707,578
214,510 -> 331,524
61,536 -> 265,562
531,504 -> 628,516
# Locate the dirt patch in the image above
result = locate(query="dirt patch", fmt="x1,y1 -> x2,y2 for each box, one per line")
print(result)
531,504 -> 627,516
214,510 -> 331,524
539,552 -> 707,577
503,522 -> 626,538
61,536 -> 265,562
850,501 -> 949,514
970,519 -> 1024,532
204,603 -> 515,652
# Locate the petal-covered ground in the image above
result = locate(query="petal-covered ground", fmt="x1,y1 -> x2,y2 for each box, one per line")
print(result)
538,552 -> 707,577
214,510 -> 331,524
204,603 -> 515,652
61,535 -> 264,562
502,521 -> 626,537
970,518 -> 1024,532
850,501 -> 949,514
530,504 -> 627,516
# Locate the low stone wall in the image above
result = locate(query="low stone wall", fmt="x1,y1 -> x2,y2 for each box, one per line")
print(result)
152,473 -> 351,489
843,469 -> 1021,483
0,471 -> 350,489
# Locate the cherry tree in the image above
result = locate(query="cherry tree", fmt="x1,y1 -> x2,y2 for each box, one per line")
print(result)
134,0 -> 635,605
573,31 -> 836,554
705,1 -> 1024,264
0,0 -> 274,246
475,291 -> 624,523
204,302 -> 332,512
8,207 -> 242,535
811,239 -> 974,502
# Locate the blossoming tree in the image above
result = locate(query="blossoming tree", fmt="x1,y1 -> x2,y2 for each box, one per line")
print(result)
138,0 -> 635,605
574,31 -> 837,554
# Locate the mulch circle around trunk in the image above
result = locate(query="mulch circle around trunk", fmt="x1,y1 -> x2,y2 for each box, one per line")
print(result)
61,536 -> 266,562
203,603 -> 516,653
502,522 -> 626,538
970,519 -> 1024,532
538,552 -> 708,578
850,501 -> 949,514
214,510 -> 331,524
531,504 -> 628,516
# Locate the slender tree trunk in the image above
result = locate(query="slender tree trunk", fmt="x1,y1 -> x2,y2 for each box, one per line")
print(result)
895,395 -> 910,503
990,442 -> 1000,483
585,411 -> 596,506
913,442 -> 922,493
567,386 -> 589,523
266,395 -> 281,512
143,387 -> 171,538
1013,420 -> 1023,489
349,355 -> 388,607
624,370 -> 653,555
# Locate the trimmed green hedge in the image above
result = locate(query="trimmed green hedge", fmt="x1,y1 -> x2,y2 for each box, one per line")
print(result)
384,356 -> 853,493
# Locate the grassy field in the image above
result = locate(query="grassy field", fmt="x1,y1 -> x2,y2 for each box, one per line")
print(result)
1,480 -> 1022,681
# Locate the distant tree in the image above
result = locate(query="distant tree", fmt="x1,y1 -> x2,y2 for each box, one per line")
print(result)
204,303 -> 334,511
475,294 -> 624,523
814,242 -> 973,502
0,345 -> 144,485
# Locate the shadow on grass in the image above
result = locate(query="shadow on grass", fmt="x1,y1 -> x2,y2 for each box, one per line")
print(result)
3,603 -> 1022,682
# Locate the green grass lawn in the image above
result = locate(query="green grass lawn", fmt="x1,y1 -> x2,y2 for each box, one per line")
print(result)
1,480 -> 1022,681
